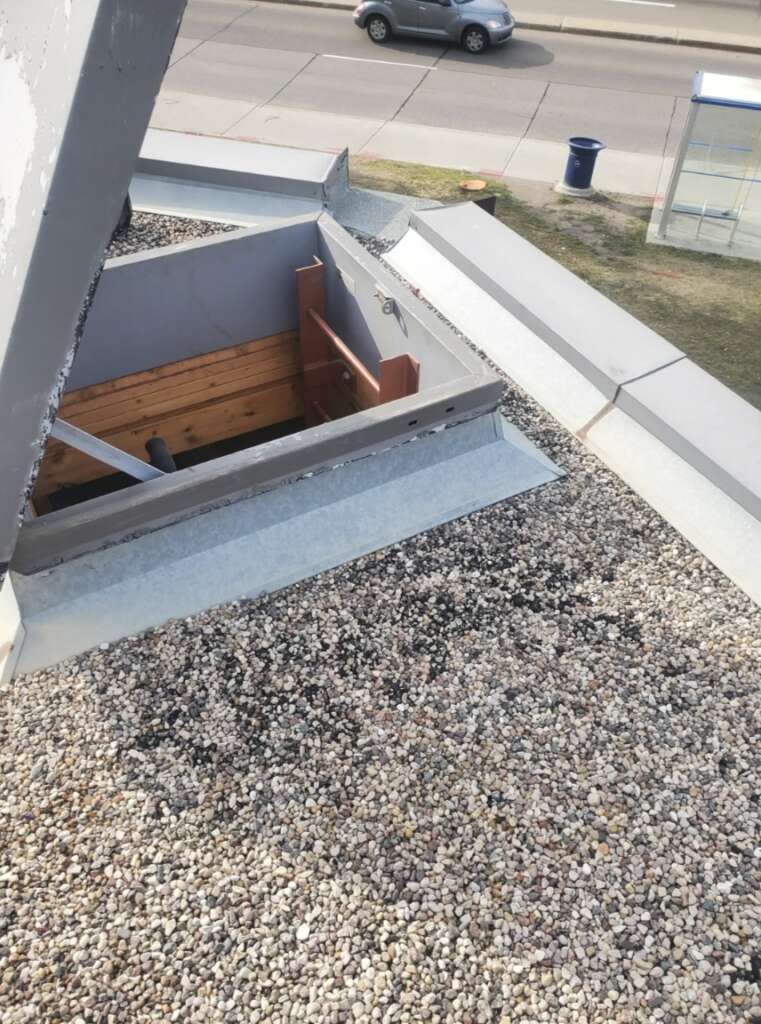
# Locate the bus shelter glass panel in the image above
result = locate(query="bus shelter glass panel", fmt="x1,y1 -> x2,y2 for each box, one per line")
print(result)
669,103 -> 761,246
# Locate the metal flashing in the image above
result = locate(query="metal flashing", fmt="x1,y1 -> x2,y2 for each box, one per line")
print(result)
11,411 -> 562,676
387,214 -> 761,607
137,128 -> 349,204
13,377 -> 502,576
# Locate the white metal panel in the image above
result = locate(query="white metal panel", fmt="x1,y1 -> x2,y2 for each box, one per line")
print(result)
585,406 -> 761,607
0,575 -> 24,685
694,71 -> 761,110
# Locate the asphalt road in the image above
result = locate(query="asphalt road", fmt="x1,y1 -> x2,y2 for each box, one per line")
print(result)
480,0 -> 761,40
183,0 -> 761,41
167,3 -> 761,148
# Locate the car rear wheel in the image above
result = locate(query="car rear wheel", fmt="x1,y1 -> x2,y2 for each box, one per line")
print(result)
367,14 -> 391,42
462,25 -> 488,53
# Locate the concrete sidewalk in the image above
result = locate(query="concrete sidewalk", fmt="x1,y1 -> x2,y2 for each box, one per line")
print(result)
153,0 -> 758,197
257,0 -> 761,53
152,93 -> 675,198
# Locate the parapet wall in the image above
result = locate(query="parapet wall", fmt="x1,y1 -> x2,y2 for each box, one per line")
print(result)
406,203 -> 761,526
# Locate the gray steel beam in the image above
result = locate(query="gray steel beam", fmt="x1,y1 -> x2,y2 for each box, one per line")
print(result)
0,0 -> 187,584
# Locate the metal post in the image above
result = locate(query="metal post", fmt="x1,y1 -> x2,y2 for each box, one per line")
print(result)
658,99 -> 700,239
51,419 -> 165,482
696,201 -> 708,239
728,203 -> 745,247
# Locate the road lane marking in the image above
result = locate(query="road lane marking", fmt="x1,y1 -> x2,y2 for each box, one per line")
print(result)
607,0 -> 676,6
322,53 -> 437,70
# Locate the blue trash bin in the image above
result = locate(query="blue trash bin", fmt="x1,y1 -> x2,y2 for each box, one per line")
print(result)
558,137 -> 605,195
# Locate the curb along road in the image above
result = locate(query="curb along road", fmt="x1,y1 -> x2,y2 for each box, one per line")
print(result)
253,0 -> 761,55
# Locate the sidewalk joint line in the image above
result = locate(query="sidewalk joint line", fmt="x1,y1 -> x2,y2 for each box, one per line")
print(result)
224,51 -> 319,135
322,53 -> 437,71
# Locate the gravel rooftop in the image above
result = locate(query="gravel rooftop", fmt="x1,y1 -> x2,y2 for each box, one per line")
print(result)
1,213 -> 760,1024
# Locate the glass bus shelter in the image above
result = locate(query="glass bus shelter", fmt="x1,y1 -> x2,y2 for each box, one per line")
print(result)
650,72 -> 761,260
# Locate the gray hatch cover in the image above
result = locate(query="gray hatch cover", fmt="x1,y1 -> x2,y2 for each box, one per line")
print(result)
0,0 -> 187,583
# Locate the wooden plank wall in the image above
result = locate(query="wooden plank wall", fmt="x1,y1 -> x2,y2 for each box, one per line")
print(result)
35,331 -> 302,498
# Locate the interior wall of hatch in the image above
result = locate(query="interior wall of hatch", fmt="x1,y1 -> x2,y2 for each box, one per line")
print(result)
34,212 -> 492,513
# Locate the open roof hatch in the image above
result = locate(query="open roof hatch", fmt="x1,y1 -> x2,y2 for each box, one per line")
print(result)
0,2 -> 561,679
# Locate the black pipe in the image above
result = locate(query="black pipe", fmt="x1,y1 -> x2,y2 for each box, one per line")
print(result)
145,436 -> 177,473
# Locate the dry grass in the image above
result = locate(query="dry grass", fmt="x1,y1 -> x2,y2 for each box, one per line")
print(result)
351,157 -> 761,410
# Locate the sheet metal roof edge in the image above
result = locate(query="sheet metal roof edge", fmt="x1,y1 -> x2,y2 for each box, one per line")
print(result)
137,129 -> 349,202
385,222 -> 761,608
617,358 -> 761,523
12,375 -> 503,576
403,205 -> 761,532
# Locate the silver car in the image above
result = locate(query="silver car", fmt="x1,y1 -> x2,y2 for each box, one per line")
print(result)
353,0 -> 515,53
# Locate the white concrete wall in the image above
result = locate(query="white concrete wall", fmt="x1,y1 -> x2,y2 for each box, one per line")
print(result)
0,575 -> 24,684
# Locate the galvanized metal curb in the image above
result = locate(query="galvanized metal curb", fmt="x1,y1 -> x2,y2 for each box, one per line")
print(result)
252,0 -> 761,54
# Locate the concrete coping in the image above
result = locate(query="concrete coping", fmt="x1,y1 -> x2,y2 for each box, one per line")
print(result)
410,203 -> 683,403
406,202 -> 761,525
618,359 -> 761,523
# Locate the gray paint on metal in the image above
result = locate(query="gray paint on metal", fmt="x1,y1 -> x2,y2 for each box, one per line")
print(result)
13,377 -> 502,575
16,212 -> 509,575
67,217 -> 320,390
618,359 -> 761,522
12,410 -> 562,675
317,215 -> 489,389
0,0 -> 187,583
68,212 -> 490,393
136,128 -> 349,205
409,203 -> 684,401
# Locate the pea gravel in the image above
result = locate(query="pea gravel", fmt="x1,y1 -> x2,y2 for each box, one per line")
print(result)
106,211 -> 237,259
2,215 -> 761,1024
